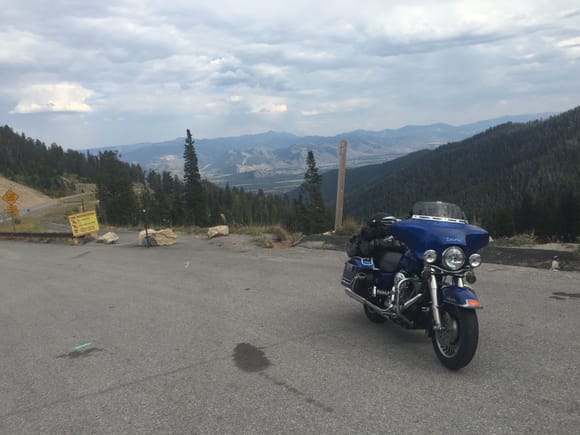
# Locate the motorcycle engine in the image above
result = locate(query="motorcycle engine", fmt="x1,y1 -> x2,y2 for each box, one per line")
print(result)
393,271 -> 419,308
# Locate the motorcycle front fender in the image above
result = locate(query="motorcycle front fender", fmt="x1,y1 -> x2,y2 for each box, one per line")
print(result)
440,285 -> 483,309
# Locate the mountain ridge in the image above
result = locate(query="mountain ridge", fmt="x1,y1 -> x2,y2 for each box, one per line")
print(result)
317,106 -> 580,237
88,112 -> 554,192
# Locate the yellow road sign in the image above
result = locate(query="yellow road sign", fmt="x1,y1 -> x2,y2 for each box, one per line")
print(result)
7,205 -> 19,217
68,211 -> 99,237
2,189 -> 19,205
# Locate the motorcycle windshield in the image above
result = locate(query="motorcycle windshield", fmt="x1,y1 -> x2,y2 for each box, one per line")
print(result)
412,201 -> 467,222
392,202 -> 489,260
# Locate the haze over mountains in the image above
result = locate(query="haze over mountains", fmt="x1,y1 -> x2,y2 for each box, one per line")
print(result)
94,113 -> 553,193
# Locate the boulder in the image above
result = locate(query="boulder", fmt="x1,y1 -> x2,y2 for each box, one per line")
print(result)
153,228 -> 177,246
138,229 -> 177,246
97,232 -> 119,244
208,225 -> 229,239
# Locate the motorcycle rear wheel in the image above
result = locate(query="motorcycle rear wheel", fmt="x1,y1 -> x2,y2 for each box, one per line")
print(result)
363,304 -> 387,323
432,306 -> 478,370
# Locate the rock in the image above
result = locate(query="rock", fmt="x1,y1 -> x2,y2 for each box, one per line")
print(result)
97,232 -> 119,244
208,225 -> 229,239
138,229 -> 177,246
153,228 -> 177,246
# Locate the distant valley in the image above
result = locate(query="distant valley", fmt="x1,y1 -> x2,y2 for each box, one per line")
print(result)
91,113 -> 553,193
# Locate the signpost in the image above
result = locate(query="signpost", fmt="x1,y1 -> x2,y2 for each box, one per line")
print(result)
68,211 -> 99,237
7,205 -> 19,217
2,189 -> 20,230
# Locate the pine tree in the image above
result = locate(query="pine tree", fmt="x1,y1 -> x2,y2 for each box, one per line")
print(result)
183,129 -> 205,225
300,151 -> 331,234
96,151 -> 137,225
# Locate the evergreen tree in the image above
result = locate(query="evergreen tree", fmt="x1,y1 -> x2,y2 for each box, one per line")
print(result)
183,129 -> 205,225
300,151 -> 331,234
96,151 -> 137,225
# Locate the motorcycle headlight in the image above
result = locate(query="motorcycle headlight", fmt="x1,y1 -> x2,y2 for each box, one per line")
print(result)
424,249 -> 437,264
469,253 -> 482,268
442,246 -> 465,271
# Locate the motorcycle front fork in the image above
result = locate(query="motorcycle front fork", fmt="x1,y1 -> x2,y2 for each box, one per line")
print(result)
428,274 -> 442,330
428,270 -> 464,331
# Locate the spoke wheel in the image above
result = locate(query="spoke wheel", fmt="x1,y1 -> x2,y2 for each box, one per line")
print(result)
432,306 -> 478,370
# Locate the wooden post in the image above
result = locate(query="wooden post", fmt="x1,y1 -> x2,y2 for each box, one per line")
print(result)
334,140 -> 347,231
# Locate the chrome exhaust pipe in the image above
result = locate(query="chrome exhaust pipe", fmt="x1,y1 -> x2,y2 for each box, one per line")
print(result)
344,288 -> 423,327
402,293 -> 423,310
344,287 -> 394,316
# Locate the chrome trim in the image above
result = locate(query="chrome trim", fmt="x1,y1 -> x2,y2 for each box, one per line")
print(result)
343,288 -> 422,327
428,272 -> 442,329
442,246 -> 465,271
411,215 -> 467,224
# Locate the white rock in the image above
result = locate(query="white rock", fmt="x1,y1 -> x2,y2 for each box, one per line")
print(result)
138,228 -> 177,246
208,225 -> 229,239
97,232 -> 119,244
153,228 -> 177,246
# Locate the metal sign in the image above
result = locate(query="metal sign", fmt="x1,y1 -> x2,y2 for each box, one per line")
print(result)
68,211 -> 99,237
2,189 -> 19,205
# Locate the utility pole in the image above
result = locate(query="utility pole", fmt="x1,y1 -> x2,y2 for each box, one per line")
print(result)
334,140 -> 347,231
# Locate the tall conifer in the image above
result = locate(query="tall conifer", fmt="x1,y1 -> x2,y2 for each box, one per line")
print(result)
300,150 -> 331,234
183,129 -> 205,225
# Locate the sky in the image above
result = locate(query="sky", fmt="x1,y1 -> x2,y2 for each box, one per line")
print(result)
1,0 -> 579,150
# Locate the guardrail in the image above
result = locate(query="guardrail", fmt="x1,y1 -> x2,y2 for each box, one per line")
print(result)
0,232 -> 74,242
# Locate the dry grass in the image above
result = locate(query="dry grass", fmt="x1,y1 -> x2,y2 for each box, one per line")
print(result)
0,193 -> 97,233
334,216 -> 363,236
233,225 -> 302,248
492,233 -> 537,247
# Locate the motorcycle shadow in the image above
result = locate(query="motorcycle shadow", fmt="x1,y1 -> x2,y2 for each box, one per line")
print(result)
332,309 -> 439,370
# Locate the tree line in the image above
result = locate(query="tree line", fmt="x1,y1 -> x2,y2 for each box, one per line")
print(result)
96,132 -> 332,233
0,125 -> 332,234
321,106 -> 580,241
4,107 -> 579,241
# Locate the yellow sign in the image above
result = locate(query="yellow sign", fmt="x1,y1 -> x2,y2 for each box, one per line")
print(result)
68,211 -> 99,237
7,205 -> 19,217
2,189 -> 19,205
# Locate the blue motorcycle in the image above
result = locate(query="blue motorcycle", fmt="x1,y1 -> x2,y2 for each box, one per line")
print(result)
341,201 -> 489,370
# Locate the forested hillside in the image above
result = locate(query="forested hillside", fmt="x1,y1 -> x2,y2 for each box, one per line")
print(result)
0,125 -> 331,233
0,125 -> 101,195
323,106 -> 580,239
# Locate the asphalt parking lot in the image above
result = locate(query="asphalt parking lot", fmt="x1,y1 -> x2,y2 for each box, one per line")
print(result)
1,234 -> 578,434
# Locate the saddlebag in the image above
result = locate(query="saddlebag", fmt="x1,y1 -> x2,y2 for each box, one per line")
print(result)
341,257 -> 374,298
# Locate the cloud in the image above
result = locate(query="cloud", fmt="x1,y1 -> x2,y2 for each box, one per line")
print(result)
10,83 -> 94,114
250,101 -> 288,114
0,0 -> 579,149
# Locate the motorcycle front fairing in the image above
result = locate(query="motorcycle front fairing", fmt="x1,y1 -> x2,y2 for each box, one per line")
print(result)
391,219 -> 489,262
391,217 -> 489,312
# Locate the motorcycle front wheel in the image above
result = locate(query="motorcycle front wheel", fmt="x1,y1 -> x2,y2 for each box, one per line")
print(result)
432,305 -> 479,370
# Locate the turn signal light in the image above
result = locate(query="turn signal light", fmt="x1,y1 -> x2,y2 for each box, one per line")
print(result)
466,299 -> 481,307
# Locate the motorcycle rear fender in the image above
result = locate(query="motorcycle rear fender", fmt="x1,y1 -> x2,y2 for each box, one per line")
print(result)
440,285 -> 483,309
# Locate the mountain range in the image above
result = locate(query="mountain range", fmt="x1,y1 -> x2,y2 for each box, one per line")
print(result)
317,105 -> 580,237
91,113 -> 553,193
